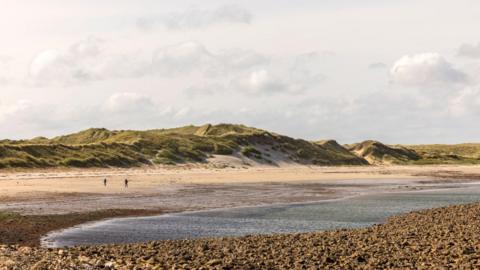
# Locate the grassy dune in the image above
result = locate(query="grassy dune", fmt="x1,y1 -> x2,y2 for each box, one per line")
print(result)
407,143 -> 480,165
1,124 -> 479,169
347,140 -> 420,165
347,140 -> 480,165
0,124 -> 367,169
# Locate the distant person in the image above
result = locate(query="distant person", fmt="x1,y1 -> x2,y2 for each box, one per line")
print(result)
103,178 -> 107,187
124,178 -> 128,188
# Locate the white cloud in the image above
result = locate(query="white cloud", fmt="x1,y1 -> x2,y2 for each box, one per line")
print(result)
232,67 -> 324,95
183,82 -> 226,99
186,63 -> 325,97
31,40 -> 269,85
0,99 -> 31,121
137,5 -> 252,31
229,53 -> 325,95
233,69 -> 287,94
0,99 -> 72,137
69,36 -> 103,58
0,55 -> 14,84
27,38 -> 321,95
174,106 -> 191,118
390,53 -> 467,87
1,85 -> 479,144
457,42 -> 480,59
152,41 -> 214,76
29,49 -> 82,85
103,92 -> 155,113
216,49 -> 269,72
29,37 -> 149,86
152,41 -> 269,78
0,93 -> 197,139
177,48 -> 325,96
28,39 -> 268,86
448,87 -> 480,116
92,93 -> 197,131
368,62 -> 387,69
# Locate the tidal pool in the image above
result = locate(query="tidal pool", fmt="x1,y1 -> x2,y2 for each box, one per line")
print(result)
43,185 -> 480,247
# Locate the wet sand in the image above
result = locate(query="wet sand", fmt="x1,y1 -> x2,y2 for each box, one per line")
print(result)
1,165 -> 480,215
0,209 -> 165,247
42,186 -> 480,248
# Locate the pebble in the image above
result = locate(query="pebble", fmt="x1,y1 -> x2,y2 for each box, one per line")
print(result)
2,203 -> 480,269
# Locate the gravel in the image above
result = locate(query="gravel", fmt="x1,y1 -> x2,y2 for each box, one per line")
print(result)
1,202 -> 480,269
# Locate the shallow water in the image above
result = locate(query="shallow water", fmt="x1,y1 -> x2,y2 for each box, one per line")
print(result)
43,185 -> 480,247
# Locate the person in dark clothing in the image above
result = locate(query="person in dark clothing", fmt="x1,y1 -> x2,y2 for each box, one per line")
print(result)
124,178 -> 128,188
103,178 -> 107,186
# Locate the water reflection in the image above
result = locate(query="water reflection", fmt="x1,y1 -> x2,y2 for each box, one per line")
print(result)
43,187 -> 480,247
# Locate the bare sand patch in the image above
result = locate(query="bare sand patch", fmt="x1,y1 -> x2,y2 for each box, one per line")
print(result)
0,165 -> 479,215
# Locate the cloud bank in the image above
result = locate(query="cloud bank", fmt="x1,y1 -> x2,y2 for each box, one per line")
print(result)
137,5 -> 252,31
3,1 -> 480,144
457,42 -> 480,59
29,37 -> 148,86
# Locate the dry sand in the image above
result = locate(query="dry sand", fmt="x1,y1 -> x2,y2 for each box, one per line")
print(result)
1,164 -> 480,215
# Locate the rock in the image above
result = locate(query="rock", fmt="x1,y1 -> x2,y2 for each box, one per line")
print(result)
356,255 -> 367,263
31,259 -> 49,270
2,259 -> 16,266
4,203 -> 480,269
207,259 -> 222,266
78,255 -> 90,262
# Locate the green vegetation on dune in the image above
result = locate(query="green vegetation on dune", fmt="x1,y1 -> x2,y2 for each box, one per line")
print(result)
347,140 -> 420,165
407,143 -> 480,164
346,140 -> 480,165
0,124 -> 366,169
241,146 -> 262,159
0,143 -> 148,169
315,140 -> 369,165
52,128 -> 117,144
2,124 -> 480,169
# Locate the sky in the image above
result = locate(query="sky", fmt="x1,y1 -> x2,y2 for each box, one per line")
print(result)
1,0 -> 480,143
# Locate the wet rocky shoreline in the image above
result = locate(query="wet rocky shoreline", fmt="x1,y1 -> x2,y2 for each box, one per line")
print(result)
1,202 -> 480,269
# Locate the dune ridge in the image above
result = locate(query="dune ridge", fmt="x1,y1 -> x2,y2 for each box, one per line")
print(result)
1,123 -> 480,169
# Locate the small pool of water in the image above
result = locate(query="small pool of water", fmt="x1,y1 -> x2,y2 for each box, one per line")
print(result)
43,186 -> 480,247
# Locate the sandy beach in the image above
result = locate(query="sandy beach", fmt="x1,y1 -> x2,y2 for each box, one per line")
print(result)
0,164 -> 479,250
0,165 -> 480,268
1,165 -> 480,215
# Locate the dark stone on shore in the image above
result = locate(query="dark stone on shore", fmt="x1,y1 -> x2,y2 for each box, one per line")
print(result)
2,203 -> 480,269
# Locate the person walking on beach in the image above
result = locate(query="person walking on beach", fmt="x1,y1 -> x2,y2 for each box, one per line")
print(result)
103,178 -> 107,187
124,178 -> 128,188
